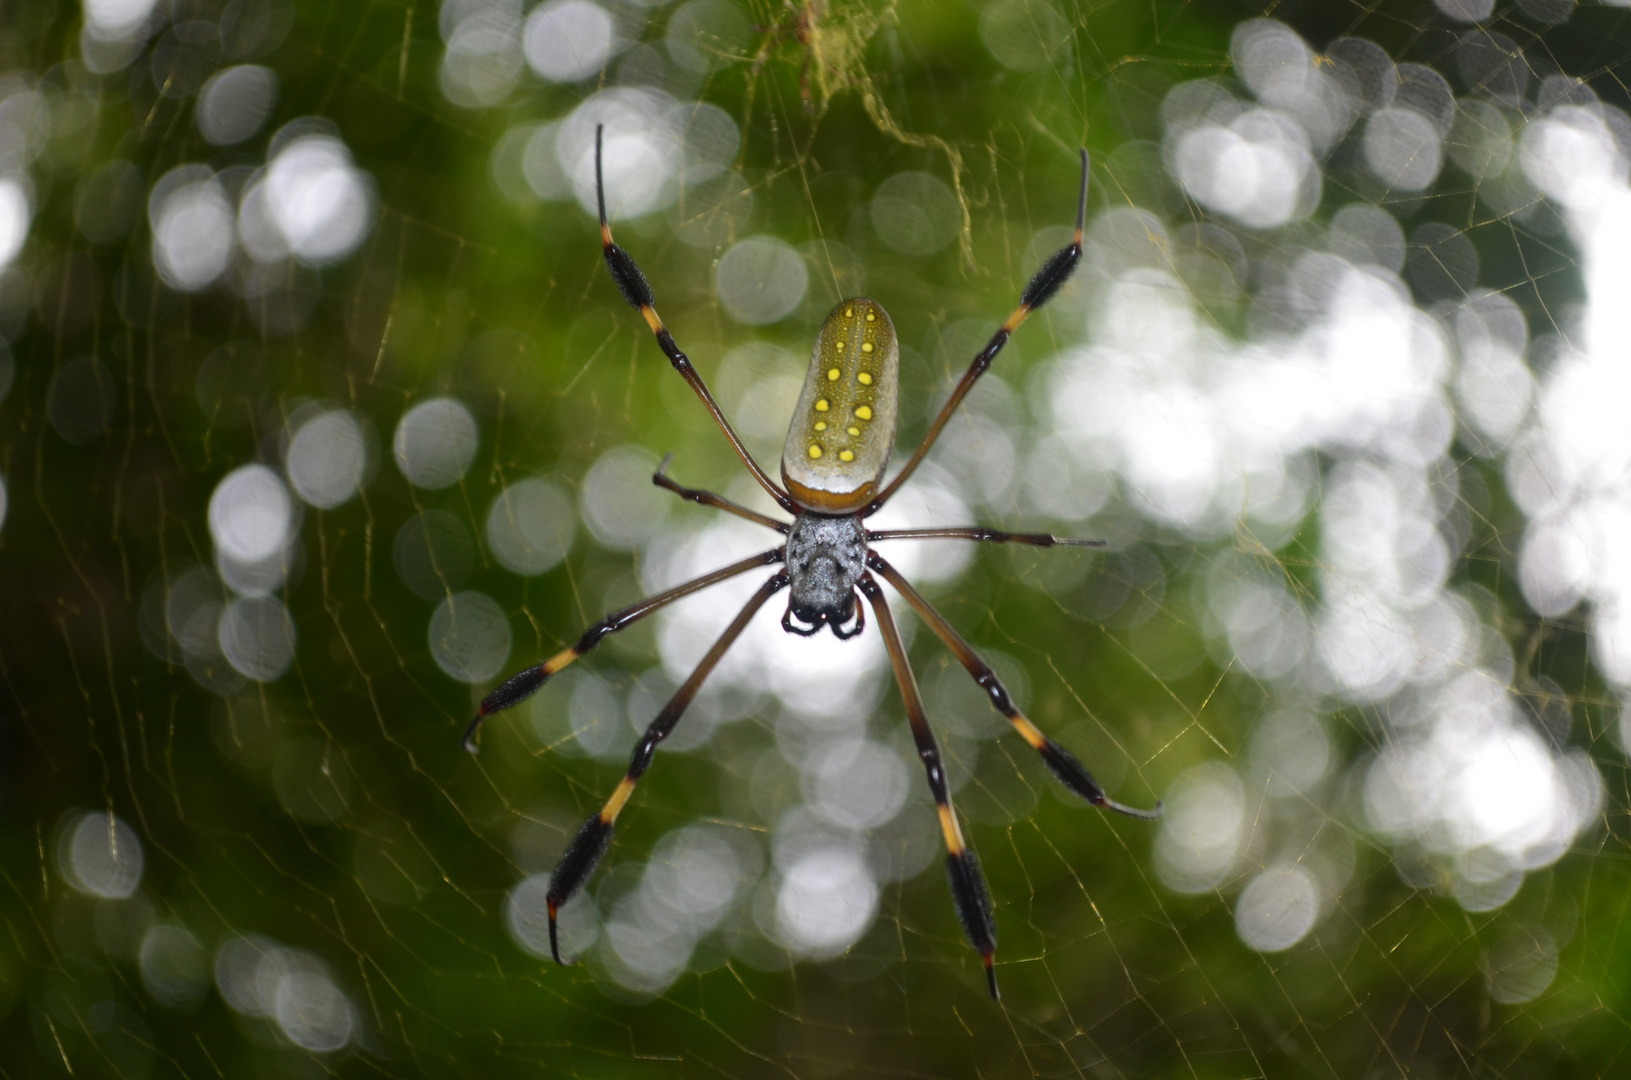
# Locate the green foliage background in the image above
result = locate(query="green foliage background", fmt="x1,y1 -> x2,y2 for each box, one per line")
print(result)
3,0 -> 1630,1076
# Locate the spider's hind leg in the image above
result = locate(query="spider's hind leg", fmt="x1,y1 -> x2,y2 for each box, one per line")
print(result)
545,569 -> 790,963
867,552 -> 1162,820
858,572 -> 1000,1000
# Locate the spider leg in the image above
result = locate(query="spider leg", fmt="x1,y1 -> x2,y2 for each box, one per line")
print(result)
867,527 -> 1104,548
857,572 -> 1000,1001
863,149 -> 1091,517
782,606 -> 822,636
545,568 -> 790,964
830,598 -> 864,639
462,547 -> 785,752
595,126 -> 800,516
867,553 -> 1161,820
653,453 -> 790,534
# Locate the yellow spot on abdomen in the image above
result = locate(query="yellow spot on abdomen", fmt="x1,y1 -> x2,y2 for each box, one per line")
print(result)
839,450 -> 855,462
858,372 -> 873,386
814,421 -> 827,431
861,342 -> 873,353
855,405 -> 872,420
865,311 -> 876,321
847,426 -> 860,436
845,307 -> 854,317
808,444 -> 823,459
827,368 -> 841,381
815,399 -> 829,412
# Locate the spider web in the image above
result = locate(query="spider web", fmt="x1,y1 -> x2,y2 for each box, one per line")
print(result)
3,0 -> 1631,1075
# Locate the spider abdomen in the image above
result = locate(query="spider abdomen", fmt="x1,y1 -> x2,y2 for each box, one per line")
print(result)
781,298 -> 899,513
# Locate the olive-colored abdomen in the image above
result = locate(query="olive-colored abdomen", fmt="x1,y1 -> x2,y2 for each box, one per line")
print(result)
781,298 -> 900,513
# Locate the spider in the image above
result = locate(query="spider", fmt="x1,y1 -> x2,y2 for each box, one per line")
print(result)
463,126 -> 1162,1000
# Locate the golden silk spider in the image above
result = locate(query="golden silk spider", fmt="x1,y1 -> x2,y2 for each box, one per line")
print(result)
463,126 -> 1162,1000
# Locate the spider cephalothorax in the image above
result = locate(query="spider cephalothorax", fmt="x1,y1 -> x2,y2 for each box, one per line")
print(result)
782,511 -> 867,637
461,126 -> 1161,1001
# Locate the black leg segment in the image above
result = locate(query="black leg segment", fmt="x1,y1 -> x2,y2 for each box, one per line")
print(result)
545,814 -> 617,964
946,847 -> 998,1000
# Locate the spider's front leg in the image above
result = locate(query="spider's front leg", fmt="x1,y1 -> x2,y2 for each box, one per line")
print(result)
863,147 -> 1092,517
594,125 -> 799,517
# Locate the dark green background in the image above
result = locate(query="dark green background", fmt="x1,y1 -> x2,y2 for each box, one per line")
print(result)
3,0 -> 1631,1076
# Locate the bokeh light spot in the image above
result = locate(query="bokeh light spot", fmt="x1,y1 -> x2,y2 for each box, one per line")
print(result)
139,925 -> 209,1009
507,873 -> 600,959
196,65 -> 279,146
394,398 -> 480,489
218,595 -> 297,682
0,176 -> 29,268
581,444 -> 670,550
1486,929 -> 1559,1004
524,0 -> 616,83
429,590 -> 513,682
286,408 -> 369,509
1155,763 -> 1247,894
775,846 -> 879,957
486,476 -> 577,575
1235,866 -> 1320,952
275,968 -> 354,1051
61,811 -> 144,899
871,172 -> 961,256
250,131 -> 376,266
979,0 -> 1070,72
150,169 -> 234,291
209,464 -> 294,564
716,236 -> 808,324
